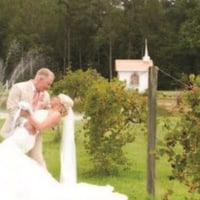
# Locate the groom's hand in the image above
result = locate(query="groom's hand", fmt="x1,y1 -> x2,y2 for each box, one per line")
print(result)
24,122 -> 36,135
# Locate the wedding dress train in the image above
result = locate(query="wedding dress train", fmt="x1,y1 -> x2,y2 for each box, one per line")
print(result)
0,109 -> 128,200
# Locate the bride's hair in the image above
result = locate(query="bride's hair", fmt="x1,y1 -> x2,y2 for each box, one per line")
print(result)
58,94 -> 74,117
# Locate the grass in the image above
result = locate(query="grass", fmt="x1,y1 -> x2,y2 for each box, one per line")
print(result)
40,118 -> 199,200
0,90 -> 199,200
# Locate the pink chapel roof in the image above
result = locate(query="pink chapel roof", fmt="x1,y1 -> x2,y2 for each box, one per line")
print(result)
115,59 -> 154,72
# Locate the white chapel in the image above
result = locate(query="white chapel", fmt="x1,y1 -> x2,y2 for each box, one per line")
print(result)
115,40 -> 153,93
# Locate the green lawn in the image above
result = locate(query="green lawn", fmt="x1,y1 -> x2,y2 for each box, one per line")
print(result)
40,118 -> 199,200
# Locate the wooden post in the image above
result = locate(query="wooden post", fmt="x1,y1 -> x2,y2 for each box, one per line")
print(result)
147,66 -> 158,196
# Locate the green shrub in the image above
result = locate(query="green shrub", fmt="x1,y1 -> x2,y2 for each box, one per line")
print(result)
158,74 -> 200,196
51,68 -> 103,113
83,78 -> 147,175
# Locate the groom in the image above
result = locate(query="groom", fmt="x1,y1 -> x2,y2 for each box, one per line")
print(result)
0,67 -> 55,167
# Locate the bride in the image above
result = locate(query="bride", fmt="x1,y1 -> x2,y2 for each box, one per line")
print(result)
0,93 -> 128,200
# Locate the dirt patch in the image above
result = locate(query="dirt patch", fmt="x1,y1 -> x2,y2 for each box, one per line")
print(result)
157,99 -> 177,112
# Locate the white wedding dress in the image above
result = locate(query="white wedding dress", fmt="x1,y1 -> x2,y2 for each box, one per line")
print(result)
0,109 -> 128,200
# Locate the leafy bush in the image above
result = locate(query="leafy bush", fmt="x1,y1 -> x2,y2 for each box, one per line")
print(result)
51,68 -> 103,112
52,70 -> 147,175
158,74 -> 200,196
83,78 -> 147,175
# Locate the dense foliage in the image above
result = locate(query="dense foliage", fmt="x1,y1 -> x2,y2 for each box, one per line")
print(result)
158,75 -> 200,197
51,68 -> 103,112
1,0 -> 200,89
51,69 -> 147,174
83,78 -> 147,174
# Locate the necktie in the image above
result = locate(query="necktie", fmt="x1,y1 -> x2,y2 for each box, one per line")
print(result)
32,90 -> 39,110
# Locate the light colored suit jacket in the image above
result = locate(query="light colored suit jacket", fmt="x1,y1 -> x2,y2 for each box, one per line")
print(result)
0,80 -> 51,138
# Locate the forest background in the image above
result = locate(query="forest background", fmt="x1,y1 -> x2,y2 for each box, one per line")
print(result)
0,0 -> 200,89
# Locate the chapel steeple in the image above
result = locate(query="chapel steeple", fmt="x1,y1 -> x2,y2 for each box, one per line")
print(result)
142,39 -> 151,61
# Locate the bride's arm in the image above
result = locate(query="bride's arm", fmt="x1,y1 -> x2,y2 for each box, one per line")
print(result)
26,111 -> 61,133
